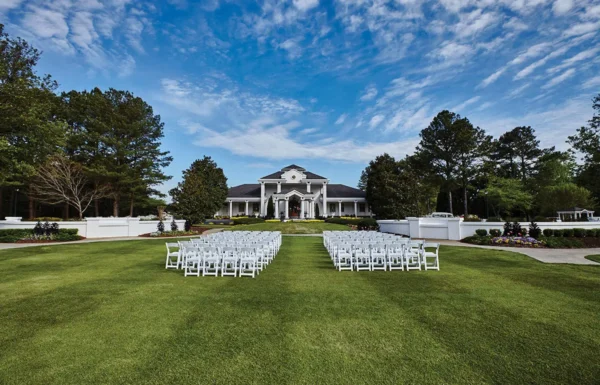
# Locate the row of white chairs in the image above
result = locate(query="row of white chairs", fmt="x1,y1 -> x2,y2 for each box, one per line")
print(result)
165,231 -> 282,278
324,231 -> 440,271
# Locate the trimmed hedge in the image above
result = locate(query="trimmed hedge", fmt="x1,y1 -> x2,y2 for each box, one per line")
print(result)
475,229 -> 488,236
563,229 -> 574,237
325,217 -> 362,225
357,218 -> 379,231
0,227 -> 81,243
543,229 -> 553,237
553,229 -> 564,237
489,229 -> 501,237
585,229 -> 596,237
461,235 -> 492,245
231,217 -> 265,225
573,228 -> 586,238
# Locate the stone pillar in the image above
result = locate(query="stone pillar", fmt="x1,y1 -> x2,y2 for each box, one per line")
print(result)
245,201 -> 249,216
338,201 -> 342,217
260,182 -> 265,216
354,201 -> 358,217
229,201 -> 232,218
285,199 -> 289,219
323,183 -> 328,218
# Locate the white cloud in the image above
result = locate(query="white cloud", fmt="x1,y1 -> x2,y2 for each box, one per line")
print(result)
22,6 -> 70,40
542,68 -> 576,89
188,118 -> 420,162
455,9 -> 499,38
479,68 -> 506,88
292,0 -> 319,12
125,16 -> 145,53
513,45 -> 571,80
506,83 -> 531,98
563,21 -> 600,37
582,75 -> 600,89
0,0 -> 23,10
335,113 -> 348,125
452,96 -> 481,112
547,47 -> 600,73
369,114 -> 384,129
360,84 -> 378,101
279,37 -> 304,58
552,0 -> 573,15
118,54 -> 135,77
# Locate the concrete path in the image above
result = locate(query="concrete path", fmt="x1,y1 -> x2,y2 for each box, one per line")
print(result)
437,240 -> 600,265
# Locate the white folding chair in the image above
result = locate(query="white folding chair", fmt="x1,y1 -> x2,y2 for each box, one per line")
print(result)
422,243 -> 440,271
387,245 -> 404,271
405,242 -> 422,271
184,247 -> 201,277
165,242 -> 181,269
202,251 -> 220,277
354,247 -> 371,271
371,245 -> 387,271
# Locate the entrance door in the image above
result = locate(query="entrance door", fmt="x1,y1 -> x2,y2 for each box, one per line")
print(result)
289,197 -> 300,218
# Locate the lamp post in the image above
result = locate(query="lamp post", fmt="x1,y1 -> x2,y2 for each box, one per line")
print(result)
14,188 -> 19,216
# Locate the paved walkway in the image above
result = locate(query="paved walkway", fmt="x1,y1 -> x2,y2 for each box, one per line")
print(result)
437,240 -> 600,265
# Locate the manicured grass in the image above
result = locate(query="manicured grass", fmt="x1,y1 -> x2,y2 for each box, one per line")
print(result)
1,238 -> 599,385
585,254 -> 600,263
225,221 -> 351,234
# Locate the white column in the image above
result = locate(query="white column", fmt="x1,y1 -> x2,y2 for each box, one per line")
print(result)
245,201 -> 249,216
229,201 -> 232,217
338,201 -> 342,217
323,183 -> 328,218
277,182 -> 281,193
307,182 -> 311,193
274,198 -> 278,217
354,201 -> 358,217
285,199 -> 289,219
260,182 -> 265,216
300,200 -> 305,219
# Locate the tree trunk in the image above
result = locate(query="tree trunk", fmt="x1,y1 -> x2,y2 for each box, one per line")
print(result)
63,203 -> 69,220
463,185 -> 468,217
129,194 -> 134,217
448,190 -> 453,214
0,188 -> 3,219
28,196 -> 35,219
94,199 -> 99,217
113,197 -> 119,217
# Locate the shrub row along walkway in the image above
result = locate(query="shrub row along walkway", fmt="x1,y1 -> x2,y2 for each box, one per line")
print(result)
438,240 -> 600,265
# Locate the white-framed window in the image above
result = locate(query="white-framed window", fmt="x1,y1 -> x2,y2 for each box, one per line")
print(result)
341,203 -> 345,212
329,203 -> 336,213
359,203 -> 366,212
238,203 -> 245,212
252,203 -> 259,212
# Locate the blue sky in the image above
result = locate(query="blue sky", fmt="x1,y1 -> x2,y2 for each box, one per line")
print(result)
2,0 -> 599,195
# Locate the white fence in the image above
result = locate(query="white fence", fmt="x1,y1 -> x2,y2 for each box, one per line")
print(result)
377,217 -> 600,241
0,217 -> 186,239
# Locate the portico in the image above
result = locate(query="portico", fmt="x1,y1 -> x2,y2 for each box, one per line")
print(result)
218,165 -> 370,218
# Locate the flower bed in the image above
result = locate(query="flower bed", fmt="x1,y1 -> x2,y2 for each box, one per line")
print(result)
491,236 -> 545,248
139,230 -> 199,238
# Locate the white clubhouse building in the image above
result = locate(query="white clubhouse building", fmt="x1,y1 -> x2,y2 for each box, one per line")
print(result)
219,165 -> 370,219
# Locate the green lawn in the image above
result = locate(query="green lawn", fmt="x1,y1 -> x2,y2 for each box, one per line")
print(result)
585,255 -> 600,263
224,221 -> 350,234
1,238 -> 599,385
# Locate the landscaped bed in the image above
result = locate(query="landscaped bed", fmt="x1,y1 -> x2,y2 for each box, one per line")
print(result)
462,226 -> 600,248
0,237 -> 599,385
0,223 -> 83,243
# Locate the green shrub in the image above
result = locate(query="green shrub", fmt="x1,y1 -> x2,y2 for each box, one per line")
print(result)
325,217 -> 361,225
461,235 -> 492,245
475,229 -> 488,236
573,228 -> 586,238
53,233 -> 83,242
543,229 -> 553,237
596,229 -> 600,238
533,216 -> 547,222
489,229 -> 501,237
0,229 -> 32,237
553,229 -> 564,237
585,229 -> 595,237
357,218 -> 379,231
61,228 -> 79,235
528,222 -> 541,239
0,235 -> 21,243
541,236 -> 584,249
487,217 -> 503,222
563,229 -> 574,237
32,217 -> 63,222
232,217 -> 265,225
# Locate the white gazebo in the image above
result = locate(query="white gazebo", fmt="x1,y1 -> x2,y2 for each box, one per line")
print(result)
557,207 -> 595,221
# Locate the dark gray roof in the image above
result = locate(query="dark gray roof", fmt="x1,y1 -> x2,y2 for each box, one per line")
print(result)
227,184 -> 261,198
282,164 -> 305,171
558,207 -> 594,211
260,165 -> 327,180
278,187 -> 309,195
327,184 -> 366,198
